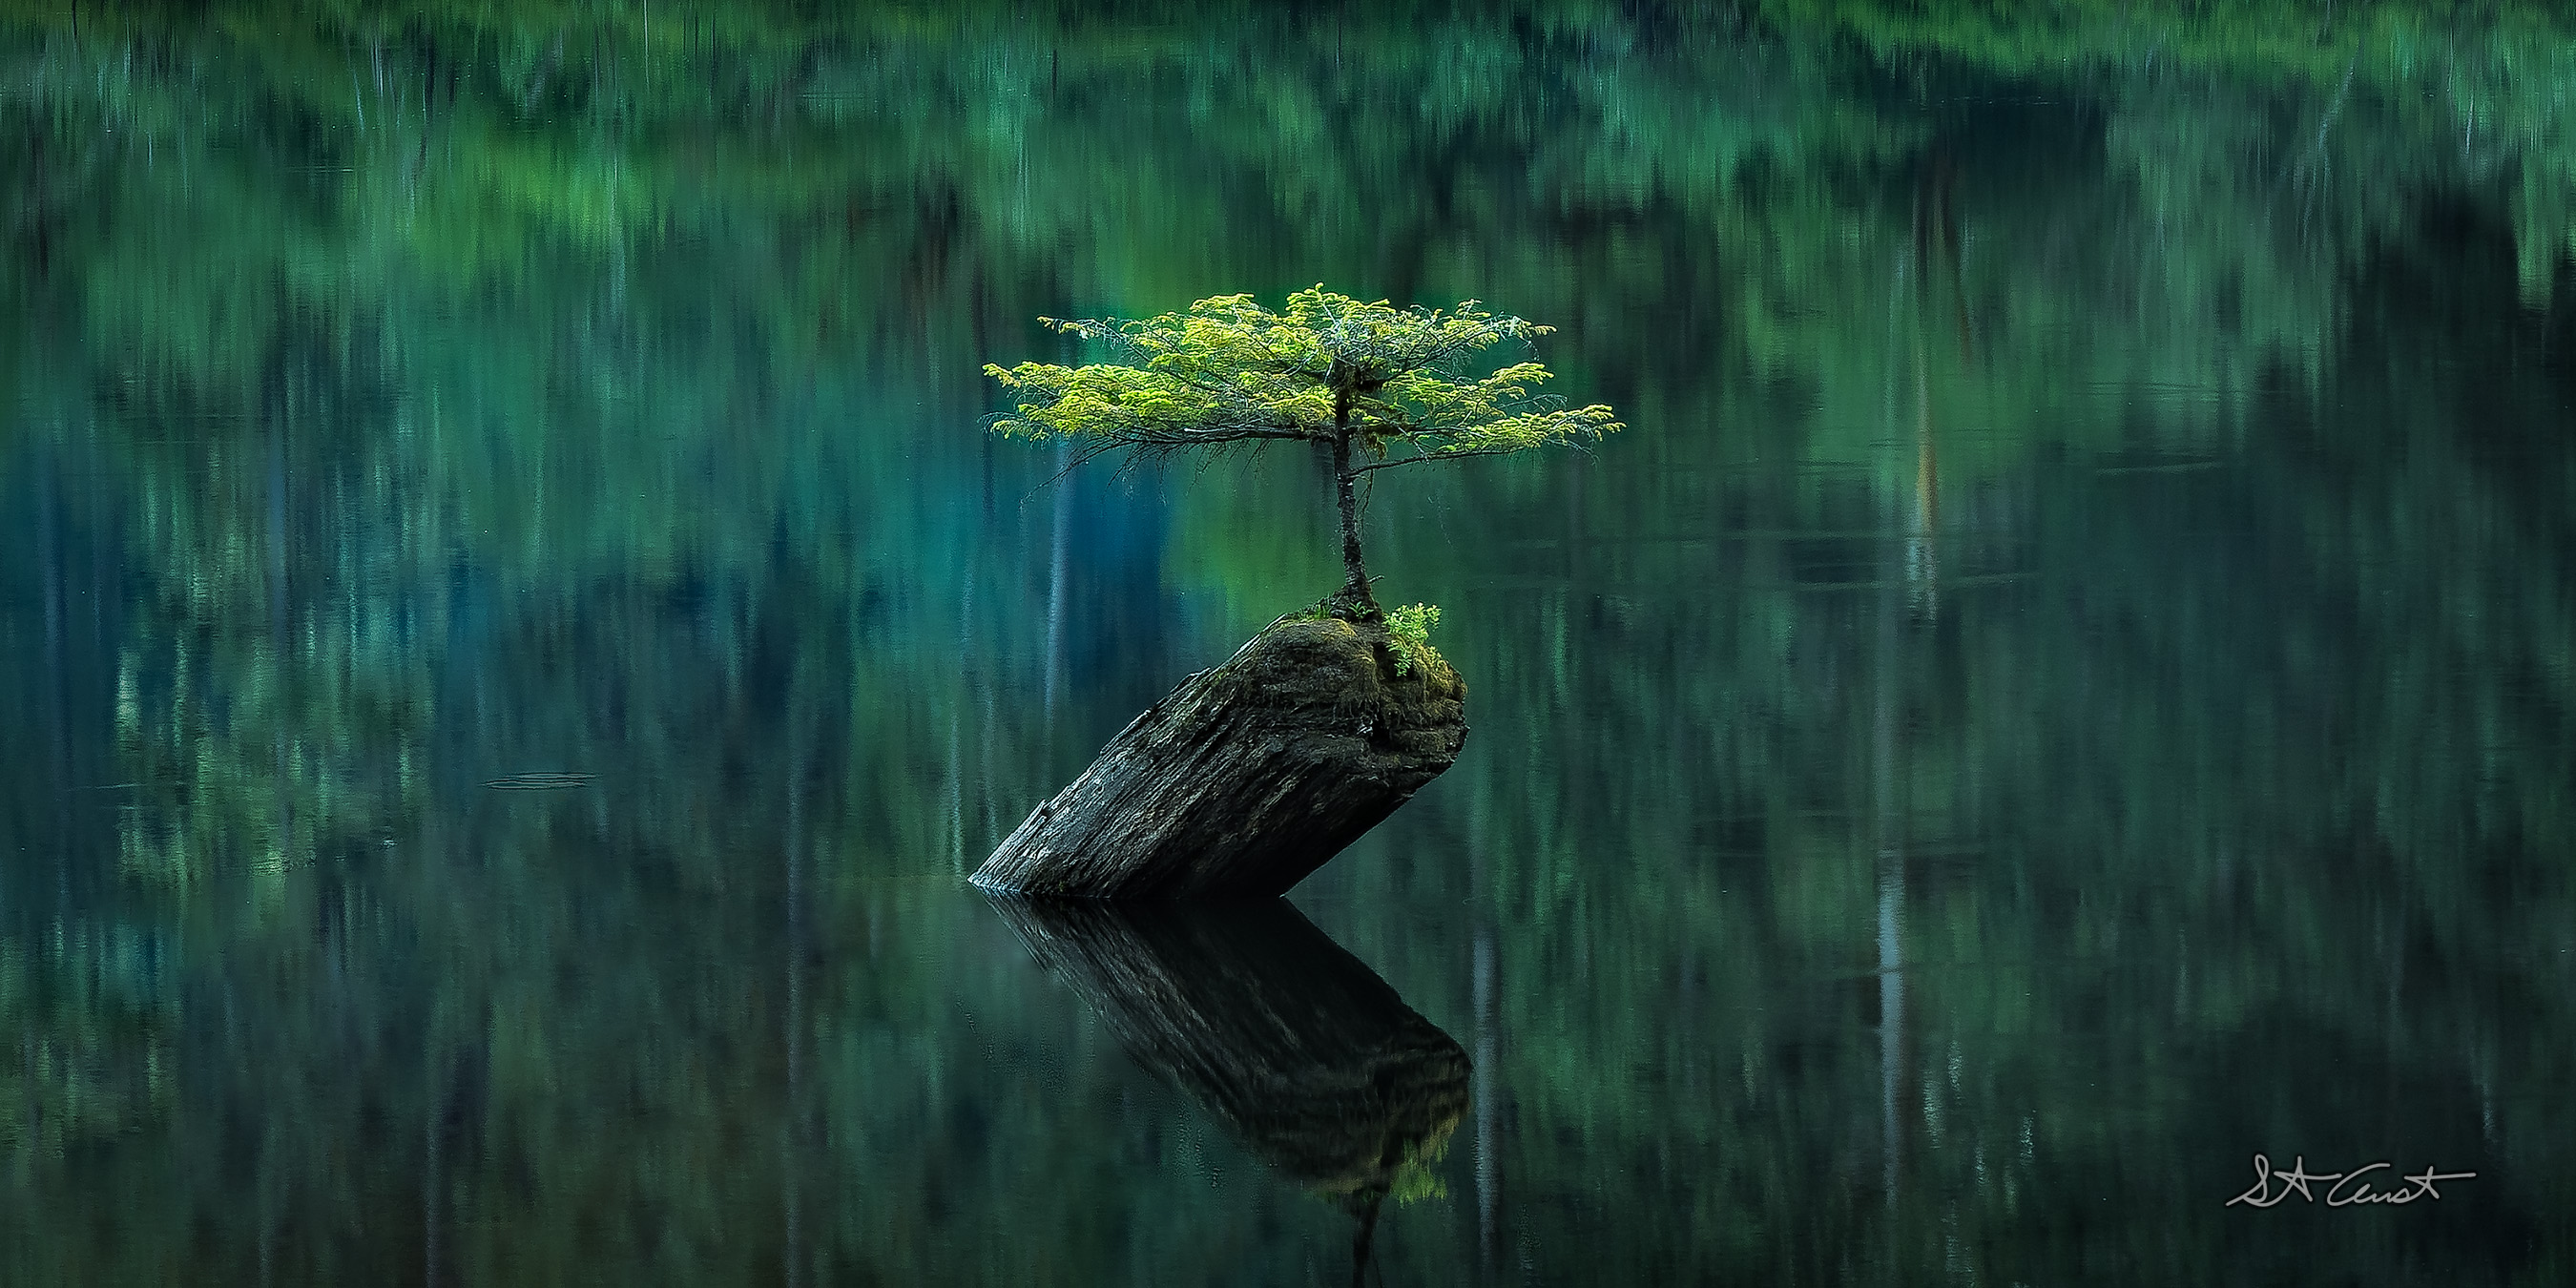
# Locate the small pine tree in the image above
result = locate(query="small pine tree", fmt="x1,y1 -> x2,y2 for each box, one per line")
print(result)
986,286 -> 1621,618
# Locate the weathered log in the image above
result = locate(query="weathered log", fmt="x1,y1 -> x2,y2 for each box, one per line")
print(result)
971,616 -> 1466,899
986,896 -> 1469,1205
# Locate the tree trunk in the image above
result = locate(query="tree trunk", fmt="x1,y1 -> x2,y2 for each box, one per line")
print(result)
1332,427 -> 1374,613
971,616 -> 1465,899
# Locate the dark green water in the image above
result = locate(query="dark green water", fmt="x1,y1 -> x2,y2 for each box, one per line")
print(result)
4,5 -> 2573,1284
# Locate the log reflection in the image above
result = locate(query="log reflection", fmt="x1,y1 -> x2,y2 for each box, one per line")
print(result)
989,898 -> 1469,1274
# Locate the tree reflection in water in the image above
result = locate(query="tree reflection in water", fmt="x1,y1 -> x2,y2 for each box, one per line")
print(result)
990,898 -> 1469,1287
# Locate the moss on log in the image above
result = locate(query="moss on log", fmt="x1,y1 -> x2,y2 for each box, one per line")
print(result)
970,616 -> 1467,899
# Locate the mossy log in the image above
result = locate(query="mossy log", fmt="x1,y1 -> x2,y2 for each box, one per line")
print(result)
970,616 -> 1466,899
986,896 -> 1469,1203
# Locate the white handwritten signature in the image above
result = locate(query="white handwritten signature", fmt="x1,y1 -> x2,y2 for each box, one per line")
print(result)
2226,1153 -> 2475,1208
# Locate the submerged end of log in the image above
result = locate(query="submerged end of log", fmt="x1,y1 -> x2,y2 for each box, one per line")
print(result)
971,615 -> 1466,899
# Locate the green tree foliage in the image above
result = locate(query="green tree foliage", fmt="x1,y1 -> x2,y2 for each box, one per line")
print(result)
986,289 -> 1619,615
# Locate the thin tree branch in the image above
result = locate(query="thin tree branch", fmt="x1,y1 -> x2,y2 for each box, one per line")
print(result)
1016,423 -> 1313,502
1108,422 -> 1315,446
1344,447 -> 1520,475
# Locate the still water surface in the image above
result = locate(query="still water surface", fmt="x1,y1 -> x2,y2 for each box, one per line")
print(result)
3,7 -> 2573,1284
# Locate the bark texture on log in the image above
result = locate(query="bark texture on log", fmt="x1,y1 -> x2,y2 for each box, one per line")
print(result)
987,897 -> 1469,1203
971,616 -> 1466,899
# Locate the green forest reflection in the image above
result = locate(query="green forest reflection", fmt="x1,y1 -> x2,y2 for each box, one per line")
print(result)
2,1 -> 2572,1283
